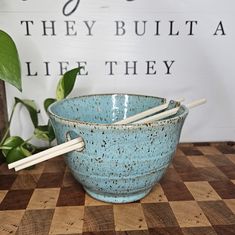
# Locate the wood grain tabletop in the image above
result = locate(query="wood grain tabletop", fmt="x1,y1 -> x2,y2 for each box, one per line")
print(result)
0,142 -> 235,235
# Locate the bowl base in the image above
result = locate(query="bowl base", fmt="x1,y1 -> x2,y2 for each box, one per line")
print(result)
84,187 -> 152,203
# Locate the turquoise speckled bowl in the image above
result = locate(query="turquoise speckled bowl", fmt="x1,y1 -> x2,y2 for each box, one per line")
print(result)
48,94 -> 188,203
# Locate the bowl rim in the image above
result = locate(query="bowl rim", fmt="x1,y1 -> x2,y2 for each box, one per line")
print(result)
48,93 -> 189,128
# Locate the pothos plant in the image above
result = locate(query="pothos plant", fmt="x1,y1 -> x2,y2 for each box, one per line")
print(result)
0,30 -> 81,164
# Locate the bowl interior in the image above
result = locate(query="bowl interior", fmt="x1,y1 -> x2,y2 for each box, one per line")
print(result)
49,94 -> 184,124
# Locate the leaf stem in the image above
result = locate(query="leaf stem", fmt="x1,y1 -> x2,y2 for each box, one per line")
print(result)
0,146 -> 11,150
0,102 -> 17,145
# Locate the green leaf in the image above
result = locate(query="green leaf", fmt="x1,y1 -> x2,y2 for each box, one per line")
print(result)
20,143 -> 33,157
0,30 -> 21,91
34,125 -> 50,141
5,140 -> 35,164
48,121 -> 55,142
44,98 -> 56,112
1,136 -> 24,157
34,124 -> 55,142
0,146 -> 11,150
6,146 -> 29,164
15,97 -> 39,127
56,67 -> 82,100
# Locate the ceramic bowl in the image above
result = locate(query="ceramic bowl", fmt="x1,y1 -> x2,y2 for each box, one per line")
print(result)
48,94 -> 188,203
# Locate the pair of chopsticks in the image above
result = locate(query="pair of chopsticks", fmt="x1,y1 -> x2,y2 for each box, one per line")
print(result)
8,98 -> 206,171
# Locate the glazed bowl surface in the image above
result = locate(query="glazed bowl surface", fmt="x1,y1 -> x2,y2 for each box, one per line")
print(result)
48,94 -> 188,203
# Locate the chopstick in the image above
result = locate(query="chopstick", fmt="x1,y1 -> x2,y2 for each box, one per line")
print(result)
9,97 -> 205,171
8,137 -> 84,169
134,107 -> 180,124
14,142 -> 84,171
134,98 -> 206,124
186,98 -> 207,109
115,97 -> 185,124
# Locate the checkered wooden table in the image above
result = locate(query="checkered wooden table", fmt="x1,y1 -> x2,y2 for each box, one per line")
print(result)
0,142 -> 235,235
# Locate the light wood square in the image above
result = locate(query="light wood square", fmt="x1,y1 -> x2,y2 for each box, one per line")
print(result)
0,190 -> 7,204
175,148 -> 185,157
0,210 -> 25,235
141,184 -> 168,203
27,188 -> 60,209
85,194 -> 111,206
185,181 -> 221,201
49,206 -> 84,234
224,199 -> 235,214
227,154 -> 235,164
197,146 -> 221,155
187,156 -> 215,168
114,203 -> 148,231
168,163 -> 174,168
170,201 -> 211,228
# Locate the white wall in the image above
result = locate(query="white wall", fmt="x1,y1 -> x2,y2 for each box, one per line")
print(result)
1,0 -> 235,142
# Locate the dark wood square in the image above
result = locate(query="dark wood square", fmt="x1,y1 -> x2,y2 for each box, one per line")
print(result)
217,165 -> 235,179
15,209 -> 54,235
0,174 -> 17,190
198,201 -> 235,225
209,181 -> 235,199
160,168 -> 182,183
180,147 -> 203,156
193,143 -> 210,146
197,167 -> 228,181
83,205 -> 115,232
174,166 -> 204,182
205,155 -> 233,166
216,145 -> 235,154
142,203 -> 179,228
160,181 -> 194,201
37,172 -> 64,188
181,226 -> 217,235
62,171 -> 79,187
116,231 -> 150,235
0,189 -> 33,210
43,158 -> 66,173
172,156 -> 194,169
11,174 -> 40,190
149,227 -> 183,235
56,184 -> 85,206
213,225 -> 235,235
0,164 -> 16,175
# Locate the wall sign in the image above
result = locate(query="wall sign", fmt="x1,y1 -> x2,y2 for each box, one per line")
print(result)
0,0 -> 234,142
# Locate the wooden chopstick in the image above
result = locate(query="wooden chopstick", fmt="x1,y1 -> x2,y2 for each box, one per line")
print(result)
134,106 -> 180,124
115,97 -> 185,124
9,97 -> 193,171
8,137 -> 84,169
186,98 -> 207,109
14,142 -> 84,171
134,98 -> 206,124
